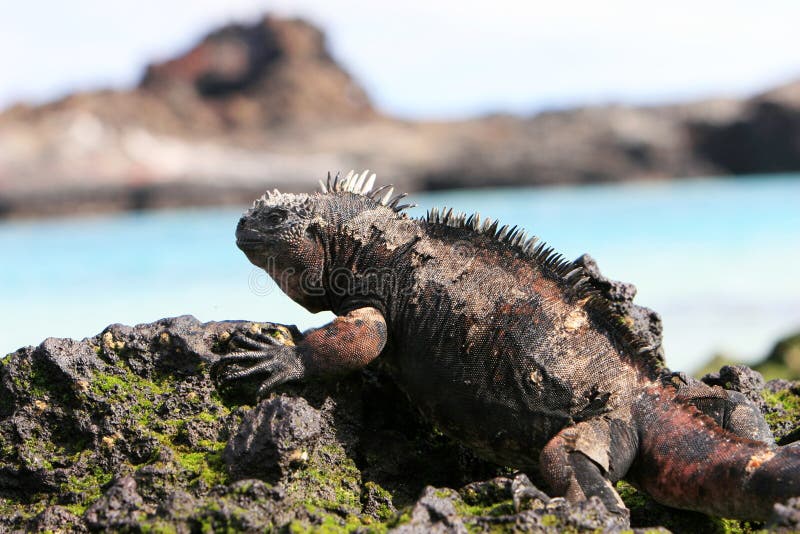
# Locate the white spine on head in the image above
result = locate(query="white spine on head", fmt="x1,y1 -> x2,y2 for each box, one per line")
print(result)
251,170 -> 419,214
318,170 -> 417,213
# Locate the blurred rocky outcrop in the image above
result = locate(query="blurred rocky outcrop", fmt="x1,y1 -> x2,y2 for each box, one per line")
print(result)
139,16 -> 374,128
0,14 -> 799,218
696,330 -> 800,384
690,81 -> 800,174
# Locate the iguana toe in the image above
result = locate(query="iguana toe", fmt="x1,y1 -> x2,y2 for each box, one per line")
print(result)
211,345 -> 304,392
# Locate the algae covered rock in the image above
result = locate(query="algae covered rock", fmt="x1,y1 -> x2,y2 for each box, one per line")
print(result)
0,315 -> 499,532
1,315 -> 799,532
0,316 -> 242,531
83,476 -> 144,530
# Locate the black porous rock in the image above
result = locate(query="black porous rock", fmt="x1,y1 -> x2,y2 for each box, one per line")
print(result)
1,313 -> 798,532
575,253 -> 665,363
84,476 -> 145,530
510,473 -> 551,512
770,496 -> 800,532
392,486 -> 467,534
27,505 -> 86,533
223,395 -> 323,481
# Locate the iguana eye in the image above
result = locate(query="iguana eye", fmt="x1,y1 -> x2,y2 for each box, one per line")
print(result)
265,211 -> 287,225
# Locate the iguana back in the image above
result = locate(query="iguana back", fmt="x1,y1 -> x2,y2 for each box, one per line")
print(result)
360,208 -> 659,468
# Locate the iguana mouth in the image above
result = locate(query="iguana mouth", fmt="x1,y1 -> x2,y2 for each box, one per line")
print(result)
236,222 -> 266,250
236,236 -> 263,248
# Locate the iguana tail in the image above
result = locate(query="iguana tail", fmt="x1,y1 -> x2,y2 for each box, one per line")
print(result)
628,385 -> 800,520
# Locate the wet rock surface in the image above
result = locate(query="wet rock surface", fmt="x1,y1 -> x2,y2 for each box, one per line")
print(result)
1,314 -> 799,532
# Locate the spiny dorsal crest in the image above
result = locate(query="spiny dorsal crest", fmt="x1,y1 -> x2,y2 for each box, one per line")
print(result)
425,205 -> 663,369
425,205 -> 591,281
319,170 -> 417,213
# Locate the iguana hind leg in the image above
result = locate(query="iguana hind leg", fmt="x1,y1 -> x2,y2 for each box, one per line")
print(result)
539,414 -> 638,518
670,373 -> 774,443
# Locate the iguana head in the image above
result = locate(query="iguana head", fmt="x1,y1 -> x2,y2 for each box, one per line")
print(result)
236,170 -> 415,312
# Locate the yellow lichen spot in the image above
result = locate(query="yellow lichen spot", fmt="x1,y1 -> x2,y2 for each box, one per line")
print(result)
186,391 -> 199,402
102,332 -> 114,348
159,332 -> 171,345
617,315 -> 635,328
248,323 -> 262,334
288,449 -> 309,464
75,380 -> 90,393
745,450 -> 775,473
269,326 -> 295,346
33,400 -> 48,413
101,434 -> 120,450
218,331 -> 231,343
102,331 -> 126,351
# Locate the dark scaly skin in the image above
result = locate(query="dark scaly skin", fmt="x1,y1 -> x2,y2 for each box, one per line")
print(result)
213,173 -> 800,521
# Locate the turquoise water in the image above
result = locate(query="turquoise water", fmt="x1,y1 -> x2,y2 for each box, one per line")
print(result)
1,175 -> 799,372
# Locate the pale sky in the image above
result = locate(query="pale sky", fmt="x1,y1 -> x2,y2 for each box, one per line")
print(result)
1,0 -> 798,118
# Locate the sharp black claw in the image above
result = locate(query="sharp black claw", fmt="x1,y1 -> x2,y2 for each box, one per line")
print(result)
230,333 -> 281,351
213,352 -> 277,384
256,371 -> 291,399
210,325 -> 304,397
210,351 -> 267,381
248,330 -> 286,346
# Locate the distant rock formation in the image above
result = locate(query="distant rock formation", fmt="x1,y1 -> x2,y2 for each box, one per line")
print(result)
0,13 -> 798,218
139,16 -> 375,128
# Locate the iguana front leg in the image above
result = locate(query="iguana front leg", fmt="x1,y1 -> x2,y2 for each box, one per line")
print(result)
212,307 -> 387,397
540,414 -> 638,520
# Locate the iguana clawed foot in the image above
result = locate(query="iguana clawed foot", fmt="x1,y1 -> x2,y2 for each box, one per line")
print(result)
211,326 -> 306,398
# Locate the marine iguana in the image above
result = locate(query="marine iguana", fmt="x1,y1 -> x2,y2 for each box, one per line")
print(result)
213,170 -> 800,520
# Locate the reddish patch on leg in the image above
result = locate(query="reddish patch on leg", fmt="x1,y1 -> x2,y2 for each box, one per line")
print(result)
299,307 -> 387,375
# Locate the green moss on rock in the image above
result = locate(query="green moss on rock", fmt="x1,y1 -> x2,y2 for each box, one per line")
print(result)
763,388 -> 800,428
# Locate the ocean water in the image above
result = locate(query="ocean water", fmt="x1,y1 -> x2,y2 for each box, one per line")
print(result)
1,175 -> 799,372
